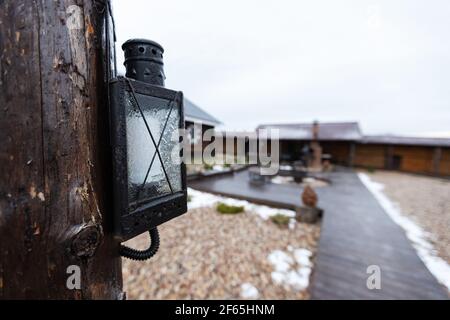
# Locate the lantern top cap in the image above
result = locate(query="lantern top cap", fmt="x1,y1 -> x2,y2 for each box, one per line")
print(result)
122,39 -> 164,53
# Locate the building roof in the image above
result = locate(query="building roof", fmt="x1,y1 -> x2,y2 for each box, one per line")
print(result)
257,122 -> 363,141
362,135 -> 450,148
219,131 -> 258,139
184,98 -> 222,127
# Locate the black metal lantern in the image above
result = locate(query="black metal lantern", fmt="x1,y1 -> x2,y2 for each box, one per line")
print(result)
109,39 -> 187,260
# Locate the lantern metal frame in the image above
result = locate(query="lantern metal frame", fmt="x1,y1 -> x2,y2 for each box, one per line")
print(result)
109,76 -> 187,242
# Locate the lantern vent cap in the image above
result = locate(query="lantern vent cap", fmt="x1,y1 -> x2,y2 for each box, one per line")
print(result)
122,39 -> 164,53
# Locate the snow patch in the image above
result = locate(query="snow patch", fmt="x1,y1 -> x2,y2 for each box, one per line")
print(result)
271,176 -> 296,185
268,248 -> 313,291
240,283 -> 259,299
358,173 -> 450,291
293,249 -> 313,267
188,188 -> 296,225
212,165 -> 231,172
268,250 -> 294,273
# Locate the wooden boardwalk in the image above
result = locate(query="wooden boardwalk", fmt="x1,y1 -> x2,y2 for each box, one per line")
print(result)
190,169 -> 448,299
310,169 -> 448,299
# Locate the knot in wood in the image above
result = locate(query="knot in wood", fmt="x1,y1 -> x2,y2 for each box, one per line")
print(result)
70,224 -> 102,259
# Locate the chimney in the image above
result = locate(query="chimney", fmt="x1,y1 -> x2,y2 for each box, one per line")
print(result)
312,121 -> 319,141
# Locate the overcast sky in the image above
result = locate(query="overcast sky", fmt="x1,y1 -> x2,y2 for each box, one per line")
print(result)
113,0 -> 450,136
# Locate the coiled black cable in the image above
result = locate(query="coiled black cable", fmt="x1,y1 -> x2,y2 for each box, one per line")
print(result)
120,228 -> 160,261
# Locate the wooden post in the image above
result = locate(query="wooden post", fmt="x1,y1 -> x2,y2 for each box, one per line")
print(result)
0,0 -> 123,299
348,142 -> 356,167
385,146 -> 394,170
432,147 -> 442,175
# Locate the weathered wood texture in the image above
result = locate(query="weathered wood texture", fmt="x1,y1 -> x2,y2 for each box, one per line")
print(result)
0,0 -> 122,299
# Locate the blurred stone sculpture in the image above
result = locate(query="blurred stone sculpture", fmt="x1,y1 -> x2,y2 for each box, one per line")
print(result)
297,185 -> 323,224
302,185 -> 318,208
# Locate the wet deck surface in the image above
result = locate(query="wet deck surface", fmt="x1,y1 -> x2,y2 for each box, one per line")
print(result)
189,169 -> 449,300
189,170 -> 303,209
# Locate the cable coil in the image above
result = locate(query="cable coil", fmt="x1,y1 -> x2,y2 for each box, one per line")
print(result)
120,228 -> 160,261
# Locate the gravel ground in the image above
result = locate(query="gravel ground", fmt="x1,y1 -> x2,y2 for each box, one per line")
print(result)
122,205 -> 321,300
368,170 -> 450,264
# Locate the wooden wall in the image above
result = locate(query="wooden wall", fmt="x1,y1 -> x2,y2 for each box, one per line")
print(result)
392,146 -> 434,173
353,144 -> 386,169
353,144 -> 450,177
322,142 -> 351,165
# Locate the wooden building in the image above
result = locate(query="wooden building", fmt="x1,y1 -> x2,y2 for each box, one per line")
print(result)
355,136 -> 450,176
256,122 -> 450,177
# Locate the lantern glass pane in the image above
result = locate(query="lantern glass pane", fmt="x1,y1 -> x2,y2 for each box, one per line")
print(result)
125,91 -> 182,206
